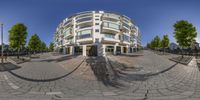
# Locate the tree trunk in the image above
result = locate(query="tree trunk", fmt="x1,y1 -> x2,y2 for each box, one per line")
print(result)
181,49 -> 184,58
17,48 -> 20,59
163,48 -> 165,54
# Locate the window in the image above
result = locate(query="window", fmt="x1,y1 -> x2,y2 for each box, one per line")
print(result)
103,22 -> 119,29
95,19 -> 99,21
106,46 -> 114,52
123,34 -> 130,42
95,23 -> 99,25
95,15 -> 99,17
95,29 -> 99,32
109,23 -> 119,29
63,29 -> 70,36
77,30 -> 92,39
104,33 -> 115,39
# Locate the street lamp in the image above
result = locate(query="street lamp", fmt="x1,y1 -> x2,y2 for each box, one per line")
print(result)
0,22 -> 3,64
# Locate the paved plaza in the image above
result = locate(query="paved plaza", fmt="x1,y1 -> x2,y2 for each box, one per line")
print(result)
0,50 -> 200,100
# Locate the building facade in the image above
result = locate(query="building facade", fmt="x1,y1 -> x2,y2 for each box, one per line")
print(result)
54,11 -> 141,56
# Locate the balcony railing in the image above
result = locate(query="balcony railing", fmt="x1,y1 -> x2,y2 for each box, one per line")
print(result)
102,22 -> 120,30
104,34 -> 115,39
77,34 -> 92,39
102,13 -> 120,20
76,17 -> 92,23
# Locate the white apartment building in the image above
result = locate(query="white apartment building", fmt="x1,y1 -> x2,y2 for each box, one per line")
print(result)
54,11 -> 141,56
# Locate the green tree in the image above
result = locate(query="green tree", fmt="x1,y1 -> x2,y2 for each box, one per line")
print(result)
173,20 -> 197,57
150,36 -> 161,50
28,34 -> 41,54
9,23 -> 28,59
40,42 -> 46,52
161,35 -> 170,53
49,42 -> 54,52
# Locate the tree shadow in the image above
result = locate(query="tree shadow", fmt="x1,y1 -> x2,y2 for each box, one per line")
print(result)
3,58 -> 85,82
31,55 -> 79,63
107,58 -> 149,82
85,57 -> 124,88
85,56 -> 150,88
0,62 -> 21,72
106,57 -> 178,84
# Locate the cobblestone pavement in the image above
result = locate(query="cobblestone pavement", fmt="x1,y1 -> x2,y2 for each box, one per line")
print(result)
0,51 -> 200,100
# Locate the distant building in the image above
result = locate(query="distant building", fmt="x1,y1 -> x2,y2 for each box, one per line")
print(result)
169,43 -> 178,50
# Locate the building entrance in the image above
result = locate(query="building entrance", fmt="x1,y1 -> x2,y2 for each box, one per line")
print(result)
105,46 -> 114,55
116,46 -> 121,55
86,45 -> 97,56
74,46 -> 83,55
123,47 -> 127,53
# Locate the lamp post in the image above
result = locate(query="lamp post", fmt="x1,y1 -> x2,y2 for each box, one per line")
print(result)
0,22 -> 3,64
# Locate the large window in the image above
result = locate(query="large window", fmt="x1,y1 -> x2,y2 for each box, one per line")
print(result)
123,34 -> 130,42
77,30 -> 92,39
103,22 -> 120,29
104,33 -> 115,39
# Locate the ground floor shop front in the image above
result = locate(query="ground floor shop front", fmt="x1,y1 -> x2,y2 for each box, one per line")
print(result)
58,44 -> 138,56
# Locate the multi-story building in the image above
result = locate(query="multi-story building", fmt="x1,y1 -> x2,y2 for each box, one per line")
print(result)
54,11 -> 141,56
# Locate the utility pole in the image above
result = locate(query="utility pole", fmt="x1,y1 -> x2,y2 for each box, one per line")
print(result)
0,22 -> 3,64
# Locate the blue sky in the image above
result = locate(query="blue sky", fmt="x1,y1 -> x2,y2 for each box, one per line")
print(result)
0,0 -> 200,46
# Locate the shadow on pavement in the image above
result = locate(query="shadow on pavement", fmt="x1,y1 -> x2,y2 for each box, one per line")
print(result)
85,57 -> 124,88
106,57 -> 179,83
32,55 -> 78,63
0,63 -> 21,72
120,54 -> 144,57
107,58 -> 149,82
3,58 -> 85,82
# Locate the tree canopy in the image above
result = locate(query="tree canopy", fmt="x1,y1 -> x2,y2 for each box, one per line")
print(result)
28,34 -> 41,52
173,20 -> 197,49
161,35 -> 170,49
9,23 -> 28,50
49,42 -> 54,52
9,23 -> 28,58
40,41 -> 47,51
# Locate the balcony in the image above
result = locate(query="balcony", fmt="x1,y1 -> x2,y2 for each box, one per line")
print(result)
76,12 -> 93,18
76,34 -> 93,43
102,13 -> 120,21
102,22 -> 120,33
118,34 -> 130,45
76,26 -> 93,32
63,28 -> 73,38
63,20 -> 72,27
77,34 -> 92,39
64,39 -> 74,46
102,34 -> 120,43
59,34 -> 64,38
76,14 -> 93,20
76,17 -> 93,25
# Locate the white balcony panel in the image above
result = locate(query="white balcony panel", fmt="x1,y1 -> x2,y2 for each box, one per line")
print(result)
77,38 -> 93,42
76,15 -> 93,20
102,27 -> 120,33
76,27 -> 93,32
103,37 -> 120,43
